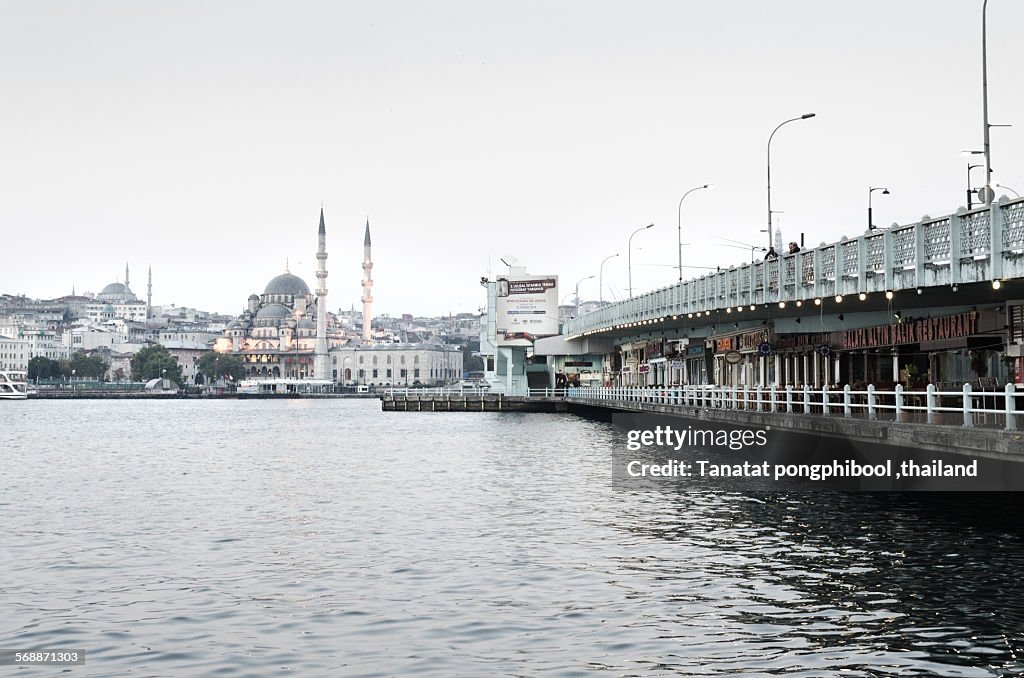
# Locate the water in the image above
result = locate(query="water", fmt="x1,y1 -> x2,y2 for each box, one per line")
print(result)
2,398 -> 1023,676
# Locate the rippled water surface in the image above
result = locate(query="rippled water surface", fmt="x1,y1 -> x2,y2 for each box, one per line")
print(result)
2,399 -> 1024,676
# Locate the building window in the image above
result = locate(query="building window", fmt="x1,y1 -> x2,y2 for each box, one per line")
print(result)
359,355 -> 364,364
373,355 -> 378,365
400,369 -> 407,378
372,369 -> 378,378
400,356 -> 406,365
387,369 -> 392,378
387,355 -> 392,365
358,369 -> 365,378
414,368 -> 420,378
414,355 -> 419,365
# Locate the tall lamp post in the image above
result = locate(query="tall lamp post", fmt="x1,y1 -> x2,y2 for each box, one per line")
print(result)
598,253 -> 619,303
574,275 -> 594,319
868,186 -> 890,230
628,223 -> 654,298
981,0 -> 992,205
677,184 -> 712,282
767,113 -> 815,249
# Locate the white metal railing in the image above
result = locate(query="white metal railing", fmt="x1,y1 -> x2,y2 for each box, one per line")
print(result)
383,386 -> 494,397
563,197 -> 1024,337
558,383 -> 1021,431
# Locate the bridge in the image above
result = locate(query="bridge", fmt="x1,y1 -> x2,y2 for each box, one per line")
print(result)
563,197 -> 1024,339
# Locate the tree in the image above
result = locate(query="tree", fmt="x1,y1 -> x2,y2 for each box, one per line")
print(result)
71,351 -> 109,380
196,351 -> 246,384
461,340 -> 483,372
27,356 -> 62,381
130,344 -> 182,384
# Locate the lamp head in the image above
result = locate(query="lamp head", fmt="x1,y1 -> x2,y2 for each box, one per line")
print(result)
882,188 -> 890,195
801,113 -> 816,119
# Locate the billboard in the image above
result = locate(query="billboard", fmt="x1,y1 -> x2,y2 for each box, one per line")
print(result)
495,275 -> 559,346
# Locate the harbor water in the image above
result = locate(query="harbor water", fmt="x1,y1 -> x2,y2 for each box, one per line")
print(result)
2,398 -> 1023,676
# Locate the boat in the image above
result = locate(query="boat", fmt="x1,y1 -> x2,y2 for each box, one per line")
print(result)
0,371 -> 29,400
237,378 -> 334,397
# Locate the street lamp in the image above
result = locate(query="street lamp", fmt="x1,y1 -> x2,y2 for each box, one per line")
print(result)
677,184 -> 712,282
598,253 -> 619,302
574,275 -> 595,318
767,113 -> 815,249
996,183 -> 1021,198
967,162 -> 985,209
868,186 -> 890,230
628,223 -> 654,298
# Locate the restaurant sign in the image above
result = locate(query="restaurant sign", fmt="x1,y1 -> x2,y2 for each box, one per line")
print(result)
842,312 -> 978,350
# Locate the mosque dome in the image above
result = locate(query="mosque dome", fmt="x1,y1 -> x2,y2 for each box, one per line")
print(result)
298,318 -> 316,330
98,282 -> 138,302
248,293 -> 259,301
226,320 -> 241,329
101,282 -> 127,295
264,273 -> 310,297
256,303 -> 291,320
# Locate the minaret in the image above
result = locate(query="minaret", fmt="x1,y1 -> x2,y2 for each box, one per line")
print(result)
125,263 -> 130,289
361,218 -> 373,343
314,207 -> 329,380
147,265 -> 153,319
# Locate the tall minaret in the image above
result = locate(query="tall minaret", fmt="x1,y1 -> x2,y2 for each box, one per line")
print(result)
147,265 -> 153,319
125,263 -> 130,289
314,207 -> 330,380
361,218 -> 374,343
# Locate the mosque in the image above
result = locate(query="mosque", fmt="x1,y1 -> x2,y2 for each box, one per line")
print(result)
217,208 -> 463,386
218,208 -> 343,380
83,264 -> 150,322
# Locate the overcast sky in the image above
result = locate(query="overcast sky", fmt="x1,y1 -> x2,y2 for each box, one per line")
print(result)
2,1 -> 1022,317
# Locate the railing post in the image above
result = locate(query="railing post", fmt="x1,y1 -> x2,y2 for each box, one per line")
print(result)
1005,383 -> 1017,431
867,384 -> 876,420
786,384 -> 793,413
731,386 -> 738,410
895,383 -> 904,419
822,385 -> 830,416
802,384 -> 810,414
963,383 -> 973,428
770,384 -> 777,413
926,383 -> 936,424
755,385 -> 762,412
843,384 -> 851,418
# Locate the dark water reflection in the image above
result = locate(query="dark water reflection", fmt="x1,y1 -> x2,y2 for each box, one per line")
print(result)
1,399 -> 1022,676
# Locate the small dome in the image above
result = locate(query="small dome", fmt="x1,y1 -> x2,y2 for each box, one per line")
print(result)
264,273 -> 310,297
298,318 -> 316,329
102,303 -> 115,313
256,303 -> 291,320
227,320 -> 241,329
248,293 -> 259,300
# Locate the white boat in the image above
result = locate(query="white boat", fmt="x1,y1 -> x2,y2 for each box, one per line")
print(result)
0,371 -> 29,400
237,378 -> 334,396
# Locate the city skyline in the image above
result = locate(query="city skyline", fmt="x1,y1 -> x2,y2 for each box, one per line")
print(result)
1,0 -> 1022,316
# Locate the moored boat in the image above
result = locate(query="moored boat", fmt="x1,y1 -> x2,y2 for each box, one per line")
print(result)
0,371 -> 29,400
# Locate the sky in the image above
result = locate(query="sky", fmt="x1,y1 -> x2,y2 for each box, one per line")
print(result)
2,1 -> 1022,317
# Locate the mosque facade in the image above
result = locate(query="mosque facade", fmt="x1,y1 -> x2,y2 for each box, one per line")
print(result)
216,209 -> 342,380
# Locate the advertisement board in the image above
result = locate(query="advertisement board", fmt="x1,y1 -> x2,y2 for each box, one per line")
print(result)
495,275 -> 559,346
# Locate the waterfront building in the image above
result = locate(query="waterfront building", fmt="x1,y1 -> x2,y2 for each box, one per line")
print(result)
328,342 -> 463,387
0,335 -> 29,371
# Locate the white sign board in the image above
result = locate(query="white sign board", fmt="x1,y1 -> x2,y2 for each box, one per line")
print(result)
495,275 -> 559,346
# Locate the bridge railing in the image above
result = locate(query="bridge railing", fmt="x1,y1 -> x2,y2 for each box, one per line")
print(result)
563,196 -> 1024,337
560,383 -> 1021,431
